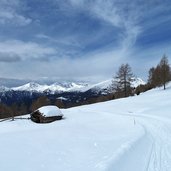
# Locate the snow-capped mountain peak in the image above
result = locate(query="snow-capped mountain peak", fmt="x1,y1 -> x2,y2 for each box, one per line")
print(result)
11,82 -> 89,93
131,78 -> 146,87
12,82 -> 44,92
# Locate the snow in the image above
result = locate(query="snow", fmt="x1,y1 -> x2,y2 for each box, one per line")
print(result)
85,79 -> 113,92
0,82 -> 171,171
10,78 -> 145,93
131,77 -> 146,87
57,96 -> 68,101
0,86 -> 10,92
12,82 -> 50,92
12,82 -> 88,93
37,105 -> 63,117
76,77 -> 145,93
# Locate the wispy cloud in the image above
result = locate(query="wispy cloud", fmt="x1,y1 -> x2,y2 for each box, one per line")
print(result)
0,0 -> 31,26
36,33 -> 82,49
68,0 -> 142,50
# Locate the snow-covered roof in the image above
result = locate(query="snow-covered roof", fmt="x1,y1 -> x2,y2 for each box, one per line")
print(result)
56,96 -> 68,101
37,106 -> 63,117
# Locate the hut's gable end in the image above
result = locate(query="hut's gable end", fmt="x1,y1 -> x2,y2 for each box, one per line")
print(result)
31,111 -> 43,123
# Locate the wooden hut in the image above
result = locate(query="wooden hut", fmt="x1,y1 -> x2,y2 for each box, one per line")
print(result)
31,106 -> 63,123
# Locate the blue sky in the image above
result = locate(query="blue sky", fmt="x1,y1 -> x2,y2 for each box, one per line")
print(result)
0,0 -> 171,82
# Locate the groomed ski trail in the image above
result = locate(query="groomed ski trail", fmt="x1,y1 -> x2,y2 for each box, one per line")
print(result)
105,111 -> 171,171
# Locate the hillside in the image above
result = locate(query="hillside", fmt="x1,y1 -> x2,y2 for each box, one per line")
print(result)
0,83 -> 170,171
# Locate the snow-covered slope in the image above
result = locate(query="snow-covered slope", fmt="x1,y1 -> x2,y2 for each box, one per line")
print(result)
83,77 -> 146,93
1,83 -> 171,171
131,77 -> 146,87
0,86 -> 11,92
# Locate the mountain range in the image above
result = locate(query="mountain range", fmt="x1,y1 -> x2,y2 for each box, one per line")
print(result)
0,77 -> 145,94
0,77 -> 145,109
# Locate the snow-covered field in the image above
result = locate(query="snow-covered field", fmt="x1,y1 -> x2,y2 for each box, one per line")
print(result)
1,84 -> 171,171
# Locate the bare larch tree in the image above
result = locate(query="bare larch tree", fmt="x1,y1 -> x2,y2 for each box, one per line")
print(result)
112,64 -> 134,97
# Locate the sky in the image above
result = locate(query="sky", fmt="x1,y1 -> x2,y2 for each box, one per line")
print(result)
0,0 -> 171,82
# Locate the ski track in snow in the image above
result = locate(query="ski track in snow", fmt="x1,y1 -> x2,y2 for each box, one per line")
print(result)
140,116 -> 171,171
102,111 -> 171,171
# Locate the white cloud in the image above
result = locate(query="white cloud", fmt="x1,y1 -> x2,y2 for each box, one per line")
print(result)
1,40 -> 170,82
0,0 -> 31,26
0,43 -> 128,80
0,40 -> 56,62
0,11 -> 31,26
36,33 -> 82,49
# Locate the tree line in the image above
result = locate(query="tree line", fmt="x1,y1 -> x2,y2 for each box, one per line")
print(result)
0,96 -> 64,119
148,55 -> 171,90
112,55 -> 171,98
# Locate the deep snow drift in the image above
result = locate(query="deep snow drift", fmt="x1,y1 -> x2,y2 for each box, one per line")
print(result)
0,84 -> 171,171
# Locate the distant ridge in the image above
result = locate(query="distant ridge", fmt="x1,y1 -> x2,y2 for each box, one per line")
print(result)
0,77 -> 145,94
